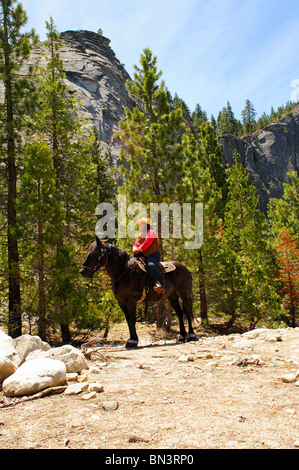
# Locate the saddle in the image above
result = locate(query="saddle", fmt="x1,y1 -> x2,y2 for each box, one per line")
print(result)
135,258 -> 176,274
135,258 -> 176,304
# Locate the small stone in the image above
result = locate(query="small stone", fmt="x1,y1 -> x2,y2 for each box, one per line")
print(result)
285,408 -> 296,415
81,391 -> 97,400
66,373 -> 78,382
268,335 -> 282,342
77,373 -> 88,383
65,382 -> 89,395
102,400 -> 118,411
281,371 -> 299,383
88,383 -> 104,393
177,355 -> 194,363
89,366 -> 101,374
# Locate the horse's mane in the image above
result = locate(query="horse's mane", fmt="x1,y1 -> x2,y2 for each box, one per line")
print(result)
100,240 -> 143,273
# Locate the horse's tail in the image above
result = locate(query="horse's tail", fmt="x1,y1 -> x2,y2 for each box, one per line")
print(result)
190,293 -> 194,320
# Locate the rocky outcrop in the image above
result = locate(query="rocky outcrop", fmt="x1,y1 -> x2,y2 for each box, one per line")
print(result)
220,109 -> 299,212
21,30 -> 137,165
59,30 -> 136,163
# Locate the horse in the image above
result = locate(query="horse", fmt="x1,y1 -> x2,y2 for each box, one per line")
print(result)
79,236 -> 197,348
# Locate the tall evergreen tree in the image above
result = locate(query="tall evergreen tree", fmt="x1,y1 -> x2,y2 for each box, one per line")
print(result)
17,140 -> 61,339
115,48 -> 185,252
241,99 -> 257,134
217,151 -> 279,327
31,18 -> 99,341
198,121 -> 227,214
0,0 -> 37,336
191,103 -> 208,136
182,130 -> 222,324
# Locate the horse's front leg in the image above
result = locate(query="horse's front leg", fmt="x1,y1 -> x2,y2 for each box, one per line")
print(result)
119,299 -> 139,349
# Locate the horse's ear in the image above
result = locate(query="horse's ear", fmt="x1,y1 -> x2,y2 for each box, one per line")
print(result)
96,235 -> 102,248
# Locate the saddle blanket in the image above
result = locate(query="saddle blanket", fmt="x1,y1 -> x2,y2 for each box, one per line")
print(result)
136,259 -> 176,274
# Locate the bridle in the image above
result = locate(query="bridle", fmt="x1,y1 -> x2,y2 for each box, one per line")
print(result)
80,245 -> 132,275
80,246 -> 109,274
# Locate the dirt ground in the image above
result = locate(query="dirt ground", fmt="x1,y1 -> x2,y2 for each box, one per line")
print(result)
0,322 -> 298,450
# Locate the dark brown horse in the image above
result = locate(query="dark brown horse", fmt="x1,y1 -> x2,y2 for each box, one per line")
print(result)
80,237 -> 196,348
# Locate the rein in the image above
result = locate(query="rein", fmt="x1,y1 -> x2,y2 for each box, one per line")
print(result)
80,246 -> 131,276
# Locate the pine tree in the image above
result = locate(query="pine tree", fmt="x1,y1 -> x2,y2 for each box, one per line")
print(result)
191,103 -> 208,136
31,18 -> 99,341
17,140 -> 61,339
0,0 -> 37,336
217,102 -> 241,136
115,48 -> 185,251
198,121 -> 227,214
241,99 -> 257,134
182,130 -> 222,324
173,93 -> 192,128
218,151 -> 279,327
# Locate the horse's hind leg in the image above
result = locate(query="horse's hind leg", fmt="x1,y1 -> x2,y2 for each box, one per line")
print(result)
168,295 -> 187,341
182,296 -> 197,342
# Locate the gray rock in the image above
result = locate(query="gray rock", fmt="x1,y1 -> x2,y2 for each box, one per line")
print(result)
13,334 -> 51,364
64,382 -> 89,395
2,358 -> 66,397
26,344 -> 88,373
220,110 -> 299,212
22,30 -> 138,167
102,400 -> 119,411
0,356 -> 17,383
0,330 -> 21,371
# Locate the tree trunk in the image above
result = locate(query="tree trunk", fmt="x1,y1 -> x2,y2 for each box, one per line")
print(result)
198,249 -> 208,325
3,7 -> 22,337
37,190 -> 47,340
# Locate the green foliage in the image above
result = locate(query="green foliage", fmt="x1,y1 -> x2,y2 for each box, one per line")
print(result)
241,99 -> 257,134
0,0 -> 38,336
215,151 -> 280,326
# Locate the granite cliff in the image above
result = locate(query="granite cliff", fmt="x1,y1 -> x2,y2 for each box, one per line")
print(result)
220,109 -> 299,212
9,30 -> 299,209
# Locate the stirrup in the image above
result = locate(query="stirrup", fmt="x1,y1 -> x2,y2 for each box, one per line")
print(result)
153,284 -> 165,294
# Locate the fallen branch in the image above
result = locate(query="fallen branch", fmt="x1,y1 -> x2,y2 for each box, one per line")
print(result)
0,385 -> 68,408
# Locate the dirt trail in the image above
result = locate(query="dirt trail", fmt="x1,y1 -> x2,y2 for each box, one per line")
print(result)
0,324 -> 298,449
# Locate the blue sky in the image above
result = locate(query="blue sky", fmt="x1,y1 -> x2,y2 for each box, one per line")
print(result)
21,0 -> 299,121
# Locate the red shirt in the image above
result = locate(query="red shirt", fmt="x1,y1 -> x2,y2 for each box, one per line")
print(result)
132,229 -> 158,255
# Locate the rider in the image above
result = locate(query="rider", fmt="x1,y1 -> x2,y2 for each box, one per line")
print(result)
132,218 -> 165,294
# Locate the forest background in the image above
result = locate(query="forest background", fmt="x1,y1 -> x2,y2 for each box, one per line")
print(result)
0,0 -> 298,343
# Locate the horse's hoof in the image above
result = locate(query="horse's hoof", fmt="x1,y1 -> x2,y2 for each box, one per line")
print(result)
125,339 -> 138,349
187,333 -> 198,342
177,335 -> 187,343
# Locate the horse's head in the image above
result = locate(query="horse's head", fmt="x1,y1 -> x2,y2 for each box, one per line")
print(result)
79,236 -> 108,278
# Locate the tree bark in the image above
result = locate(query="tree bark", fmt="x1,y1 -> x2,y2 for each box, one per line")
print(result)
3,5 -> 22,337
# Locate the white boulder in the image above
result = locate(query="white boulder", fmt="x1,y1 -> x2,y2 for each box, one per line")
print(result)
26,344 -> 88,373
2,358 -> 66,397
0,330 -> 21,368
0,356 -> 17,383
13,334 -> 51,364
